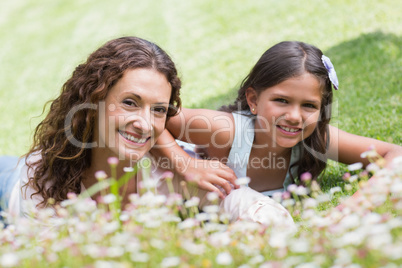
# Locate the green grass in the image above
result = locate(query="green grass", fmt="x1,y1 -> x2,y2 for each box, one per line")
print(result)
0,0 -> 401,185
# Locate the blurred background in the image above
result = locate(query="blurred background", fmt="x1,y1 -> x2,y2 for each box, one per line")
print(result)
0,0 -> 401,160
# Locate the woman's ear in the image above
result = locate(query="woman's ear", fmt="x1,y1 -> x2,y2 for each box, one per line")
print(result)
245,87 -> 258,114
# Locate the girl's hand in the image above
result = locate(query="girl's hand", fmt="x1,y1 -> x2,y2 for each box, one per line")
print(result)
180,157 -> 238,199
152,127 -> 238,199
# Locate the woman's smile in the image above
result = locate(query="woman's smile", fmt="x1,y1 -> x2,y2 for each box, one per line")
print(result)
118,130 -> 150,146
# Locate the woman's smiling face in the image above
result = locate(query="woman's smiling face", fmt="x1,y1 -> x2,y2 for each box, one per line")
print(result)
249,73 -> 323,148
94,68 -> 172,163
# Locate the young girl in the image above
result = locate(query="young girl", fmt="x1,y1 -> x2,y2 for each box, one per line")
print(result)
153,41 -> 402,199
0,36 -> 295,228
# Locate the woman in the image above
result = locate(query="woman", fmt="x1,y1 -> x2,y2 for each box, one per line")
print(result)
2,36 -> 181,217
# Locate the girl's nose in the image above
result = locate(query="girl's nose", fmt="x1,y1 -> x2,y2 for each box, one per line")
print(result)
285,106 -> 302,123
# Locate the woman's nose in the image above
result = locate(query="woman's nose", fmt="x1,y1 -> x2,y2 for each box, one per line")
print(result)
132,109 -> 152,133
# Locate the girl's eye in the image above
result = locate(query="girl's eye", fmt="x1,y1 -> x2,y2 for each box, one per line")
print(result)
274,98 -> 288,104
303,103 -> 318,109
152,106 -> 168,114
123,99 -> 138,107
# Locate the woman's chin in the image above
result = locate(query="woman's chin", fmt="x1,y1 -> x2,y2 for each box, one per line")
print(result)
123,146 -> 152,163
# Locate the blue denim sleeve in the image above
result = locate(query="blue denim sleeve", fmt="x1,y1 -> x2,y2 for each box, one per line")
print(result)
0,156 -> 21,212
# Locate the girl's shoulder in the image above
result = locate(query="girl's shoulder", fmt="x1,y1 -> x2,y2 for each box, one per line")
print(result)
231,111 -> 255,127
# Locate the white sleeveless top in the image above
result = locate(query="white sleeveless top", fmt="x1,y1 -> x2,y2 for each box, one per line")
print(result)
226,112 -> 301,196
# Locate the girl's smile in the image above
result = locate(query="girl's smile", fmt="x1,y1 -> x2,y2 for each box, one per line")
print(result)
276,125 -> 302,135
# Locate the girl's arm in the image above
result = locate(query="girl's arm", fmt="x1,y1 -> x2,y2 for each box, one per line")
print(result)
327,125 -> 402,210
166,108 -> 235,158
327,125 -> 402,166
151,108 -> 238,198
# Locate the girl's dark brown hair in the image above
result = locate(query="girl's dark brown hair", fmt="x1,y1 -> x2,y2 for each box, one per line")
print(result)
220,41 -> 333,182
24,36 -> 181,206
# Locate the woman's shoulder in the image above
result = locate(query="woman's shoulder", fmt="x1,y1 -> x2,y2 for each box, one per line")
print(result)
26,151 -> 42,164
18,152 -> 53,212
7,153 -> 46,218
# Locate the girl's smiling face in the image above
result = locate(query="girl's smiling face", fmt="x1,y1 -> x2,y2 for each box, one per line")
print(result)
247,73 -> 323,149
94,68 -> 172,163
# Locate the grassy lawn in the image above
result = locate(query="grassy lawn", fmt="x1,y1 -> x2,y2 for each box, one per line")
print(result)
0,0 -> 401,186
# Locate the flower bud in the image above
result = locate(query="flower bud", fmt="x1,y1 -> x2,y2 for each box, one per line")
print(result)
107,157 -> 119,166
300,172 -> 312,182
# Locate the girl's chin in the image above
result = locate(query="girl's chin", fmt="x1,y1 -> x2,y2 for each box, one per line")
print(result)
275,138 -> 301,149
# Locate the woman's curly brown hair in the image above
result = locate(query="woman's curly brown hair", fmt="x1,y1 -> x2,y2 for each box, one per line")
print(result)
24,36 -> 181,206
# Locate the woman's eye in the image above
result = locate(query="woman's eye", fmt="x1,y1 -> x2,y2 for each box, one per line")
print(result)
123,99 -> 138,107
152,106 -> 168,114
